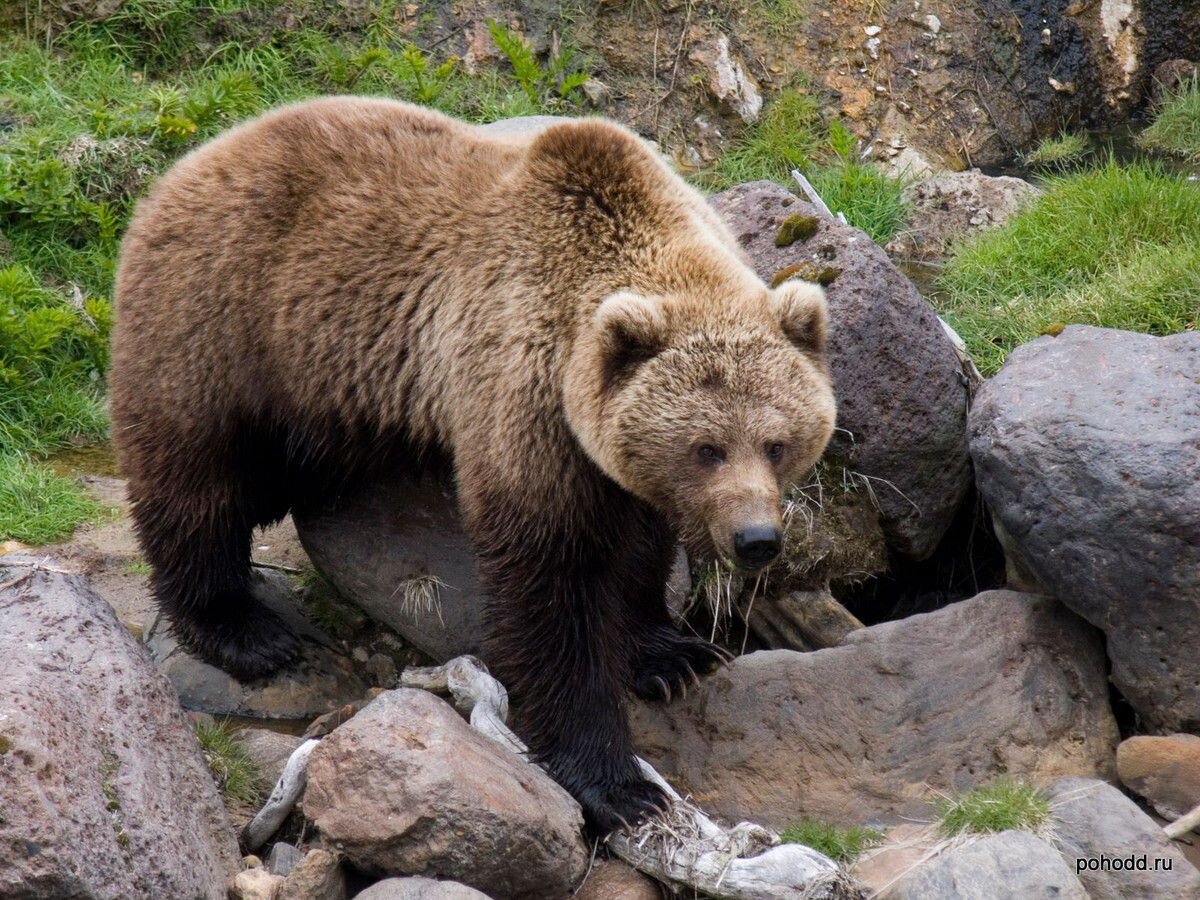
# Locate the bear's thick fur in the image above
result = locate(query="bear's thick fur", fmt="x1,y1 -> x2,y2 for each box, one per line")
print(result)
110,98 -> 835,831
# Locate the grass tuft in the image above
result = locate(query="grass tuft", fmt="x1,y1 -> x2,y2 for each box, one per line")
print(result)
194,718 -> 264,806
780,819 -> 884,862
703,89 -> 825,189
934,779 -> 1050,837
1025,131 -> 1090,170
937,159 -> 1200,374
1139,75 -> 1200,162
812,162 -> 910,244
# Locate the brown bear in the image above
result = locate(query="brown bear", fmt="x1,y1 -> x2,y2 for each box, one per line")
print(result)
109,97 -> 835,832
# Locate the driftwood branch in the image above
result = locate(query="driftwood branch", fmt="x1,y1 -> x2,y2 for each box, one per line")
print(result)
747,589 -> 864,651
241,738 -> 319,851
405,656 -> 862,899
1165,802 -> 1200,840
790,169 -> 847,224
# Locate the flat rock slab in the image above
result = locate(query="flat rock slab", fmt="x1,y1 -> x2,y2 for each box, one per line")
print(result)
711,181 -> 970,560
0,557 -> 239,898
890,831 -> 1087,899
629,590 -> 1117,827
969,326 -> 1200,730
1045,776 -> 1200,899
304,689 -> 588,899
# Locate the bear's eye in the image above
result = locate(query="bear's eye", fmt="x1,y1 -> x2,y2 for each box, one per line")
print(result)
696,444 -> 726,466
766,442 -> 786,463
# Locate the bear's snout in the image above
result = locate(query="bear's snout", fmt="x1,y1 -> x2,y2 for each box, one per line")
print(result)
732,524 -> 782,569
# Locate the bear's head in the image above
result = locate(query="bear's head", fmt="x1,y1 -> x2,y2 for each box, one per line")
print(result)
565,278 -> 836,572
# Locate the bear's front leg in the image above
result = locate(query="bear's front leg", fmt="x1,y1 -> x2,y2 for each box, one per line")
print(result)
466,482 -> 670,833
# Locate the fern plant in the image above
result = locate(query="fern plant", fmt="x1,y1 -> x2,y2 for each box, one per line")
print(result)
486,19 -> 587,106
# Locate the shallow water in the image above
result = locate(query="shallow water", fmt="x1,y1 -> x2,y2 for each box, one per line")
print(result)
47,440 -> 120,478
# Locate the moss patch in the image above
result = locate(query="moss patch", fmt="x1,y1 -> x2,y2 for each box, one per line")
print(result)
770,262 -> 841,288
775,213 -> 820,247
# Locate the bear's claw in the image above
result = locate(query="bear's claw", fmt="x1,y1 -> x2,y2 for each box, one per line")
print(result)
632,627 -> 731,703
574,775 -> 671,835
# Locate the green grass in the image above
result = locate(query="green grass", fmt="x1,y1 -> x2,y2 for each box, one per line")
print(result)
704,89 -> 825,188
194,718 -> 264,806
937,159 -> 1200,373
780,820 -> 884,862
934,779 -> 1050,837
0,4 -> 590,541
0,455 -> 102,544
1140,76 -> 1200,162
701,95 -> 910,244
1025,131 -> 1090,170
812,162 -> 910,244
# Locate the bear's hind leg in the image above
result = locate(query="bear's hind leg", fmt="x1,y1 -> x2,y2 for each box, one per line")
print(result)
130,438 -> 299,681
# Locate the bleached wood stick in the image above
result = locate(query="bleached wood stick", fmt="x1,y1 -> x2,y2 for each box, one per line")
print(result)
404,656 -> 862,899
241,738 -> 319,851
790,169 -> 847,224
1165,802 -> 1200,839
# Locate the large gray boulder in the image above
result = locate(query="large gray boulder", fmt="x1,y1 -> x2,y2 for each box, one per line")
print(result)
711,181 -> 971,560
303,689 -> 588,899
969,326 -> 1200,730
0,556 -> 240,898
890,831 -> 1087,899
1044,776 -> 1200,899
629,590 -> 1117,828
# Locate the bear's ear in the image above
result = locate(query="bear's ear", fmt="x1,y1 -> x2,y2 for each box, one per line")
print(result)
594,291 -> 667,388
770,280 -> 828,352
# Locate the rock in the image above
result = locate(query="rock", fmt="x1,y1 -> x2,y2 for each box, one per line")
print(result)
711,182 -> 970,560
278,849 -> 346,900
0,557 -> 240,898
851,824 -> 938,896
886,170 -> 1040,263
231,866 -> 286,900
968,326 -> 1200,730
581,78 -> 612,107
1044,776 -> 1200,899
477,114 -> 569,138
688,34 -> 762,123
1117,734 -> 1200,820
572,858 -> 661,900
1149,59 -> 1199,109
295,478 -> 484,661
268,841 -> 305,877
629,590 -> 1117,828
294,482 -> 692,662
239,728 -> 306,789
303,689 -> 587,899
890,831 -> 1087,899
146,570 -> 369,719
354,878 -> 492,900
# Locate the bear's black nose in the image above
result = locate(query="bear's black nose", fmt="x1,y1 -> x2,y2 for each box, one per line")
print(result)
733,525 -> 782,568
